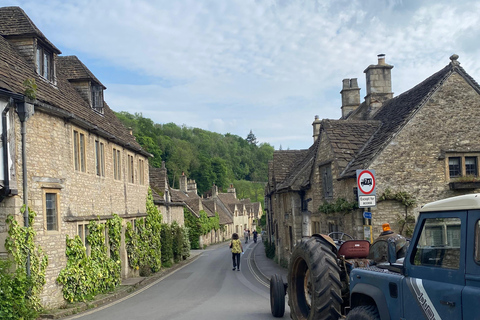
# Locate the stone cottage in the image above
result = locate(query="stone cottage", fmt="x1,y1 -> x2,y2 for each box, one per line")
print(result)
0,7 -> 150,307
266,54 -> 480,262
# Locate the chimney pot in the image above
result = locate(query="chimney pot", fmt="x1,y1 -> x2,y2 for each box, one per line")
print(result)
378,53 -> 386,65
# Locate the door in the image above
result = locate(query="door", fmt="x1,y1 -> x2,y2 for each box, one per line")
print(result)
463,210 -> 480,320
402,211 -> 465,320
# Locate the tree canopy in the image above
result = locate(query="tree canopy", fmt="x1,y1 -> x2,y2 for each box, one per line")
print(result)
115,112 -> 274,197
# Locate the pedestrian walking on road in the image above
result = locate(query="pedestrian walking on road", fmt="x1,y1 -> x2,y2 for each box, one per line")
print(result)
230,233 -> 243,271
244,229 -> 249,243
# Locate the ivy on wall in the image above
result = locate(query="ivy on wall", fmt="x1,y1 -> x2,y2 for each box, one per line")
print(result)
184,209 -> 220,249
1,206 -> 48,319
57,219 -> 121,302
318,198 -> 358,215
161,223 -> 173,267
378,188 -> 416,237
171,221 -> 190,263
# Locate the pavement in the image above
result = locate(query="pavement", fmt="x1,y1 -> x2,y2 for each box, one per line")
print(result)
39,240 -> 286,319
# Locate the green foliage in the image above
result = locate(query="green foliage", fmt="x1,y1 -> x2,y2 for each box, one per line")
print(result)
379,188 -> 416,207
161,223 -> 173,268
1,207 -> 48,319
114,112 -> 274,194
318,198 -> 358,214
171,222 -> 190,263
233,179 -> 265,203
125,188 -> 163,274
107,214 -> 122,262
57,219 -> 121,303
265,241 -> 275,259
246,130 -> 257,145
23,78 -> 37,100
184,209 -> 201,249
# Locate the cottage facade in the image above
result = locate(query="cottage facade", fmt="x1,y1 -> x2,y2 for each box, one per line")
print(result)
266,54 -> 480,261
0,7 -> 150,307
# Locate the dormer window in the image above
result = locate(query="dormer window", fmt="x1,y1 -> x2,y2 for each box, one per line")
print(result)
91,84 -> 104,114
36,44 -> 53,80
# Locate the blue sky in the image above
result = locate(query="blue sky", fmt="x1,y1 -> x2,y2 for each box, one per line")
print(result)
3,0 -> 480,150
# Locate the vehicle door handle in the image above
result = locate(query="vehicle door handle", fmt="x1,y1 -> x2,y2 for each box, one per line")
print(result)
440,300 -> 455,307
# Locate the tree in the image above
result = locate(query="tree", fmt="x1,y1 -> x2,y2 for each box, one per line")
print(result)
246,130 -> 257,145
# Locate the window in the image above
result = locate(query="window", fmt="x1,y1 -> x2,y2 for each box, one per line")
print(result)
138,159 -> 145,185
91,85 -> 104,114
466,157 -> 478,176
413,217 -> 461,269
73,130 -> 86,172
447,154 -> 480,179
113,148 -> 121,180
44,190 -> 60,231
78,223 -> 89,247
36,44 -> 53,80
127,154 -> 134,183
321,164 -> 333,199
95,140 -> 105,177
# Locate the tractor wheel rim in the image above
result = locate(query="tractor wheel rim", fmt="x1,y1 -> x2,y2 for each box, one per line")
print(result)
304,268 -> 312,308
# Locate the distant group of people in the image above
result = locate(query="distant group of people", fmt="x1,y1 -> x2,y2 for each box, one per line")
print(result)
243,229 -> 258,243
230,229 -> 260,271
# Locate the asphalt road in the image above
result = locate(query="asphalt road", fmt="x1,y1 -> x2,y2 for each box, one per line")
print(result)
65,241 -> 290,320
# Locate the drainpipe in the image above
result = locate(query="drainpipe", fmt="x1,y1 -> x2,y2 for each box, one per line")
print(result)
16,100 -> 31,277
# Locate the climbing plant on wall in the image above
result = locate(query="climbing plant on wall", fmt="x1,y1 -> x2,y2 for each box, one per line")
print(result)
1,206 -> 48,319
318,198 -> 358,215
184,208 -> 201,249
378,188 -> 416,237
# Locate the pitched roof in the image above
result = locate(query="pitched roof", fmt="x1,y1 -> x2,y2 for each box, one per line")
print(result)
0,20 -> 149,157
341,59 -> 476,177
0,6 -> 60,53
267,149 -> 308,194
57,56 -> 106,89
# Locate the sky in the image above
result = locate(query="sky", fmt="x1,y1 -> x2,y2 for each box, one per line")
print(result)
3,0 -> 480,150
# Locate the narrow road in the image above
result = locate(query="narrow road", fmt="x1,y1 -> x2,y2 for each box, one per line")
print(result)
66,241 -> 290,320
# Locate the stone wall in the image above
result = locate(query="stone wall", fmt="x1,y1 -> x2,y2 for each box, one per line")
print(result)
0,110 -> 149,308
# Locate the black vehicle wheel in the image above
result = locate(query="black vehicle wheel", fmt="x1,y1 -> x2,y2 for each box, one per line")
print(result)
270,274 -> 286,317
346,305 -> 380,320
287,236 -> 342,320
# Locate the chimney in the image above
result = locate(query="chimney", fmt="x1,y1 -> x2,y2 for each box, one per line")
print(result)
364,54 -> 393,118
179,172 -> 187,192
128,127 -> 133,135
187,179 -> 198,194
312,115 -> 321,142
228,184 -> 237,198
340,78 -> 361,118
212,184 -> 218,197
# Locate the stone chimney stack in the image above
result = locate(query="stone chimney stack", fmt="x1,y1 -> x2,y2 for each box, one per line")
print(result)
364,54 -> 393,118
227,184 -> 237,198
179,172 -> 187,192
187,179 -> 197,194
341,78 -> 361,118
212,184 -> 218,197
312,115 -> 321,142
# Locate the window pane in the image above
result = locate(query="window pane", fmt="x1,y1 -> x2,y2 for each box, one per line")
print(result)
36,47 -> 42,74
95,141 -> 100,176
46,193 -> 57,230
74,131 -> 79,170
100,143 -> 105,176
413,217 -> 461,269
43,51 -> 50,79
80,133 -> 85,172
466,157 -> 477,176
449,157 -> 461,178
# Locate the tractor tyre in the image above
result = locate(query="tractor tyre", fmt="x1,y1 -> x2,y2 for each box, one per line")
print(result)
270,274 -> 286,317
287,236 -> 342,320
346,305 -> 380,320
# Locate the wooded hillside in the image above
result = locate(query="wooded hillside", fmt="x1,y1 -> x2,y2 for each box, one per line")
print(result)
115,112 -> 274,202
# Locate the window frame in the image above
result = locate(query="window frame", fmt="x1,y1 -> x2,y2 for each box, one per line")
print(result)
91,84 -> 104,114
127,154 -> 135,183
95,139 -> 105,177
447,153 -> 480,180
36,44 -> 53,81
73,129 -> 87,172
320,164 -> 333,199
113,148 -> 122,180
138,158 -> 145,185
43,189 -> 60,232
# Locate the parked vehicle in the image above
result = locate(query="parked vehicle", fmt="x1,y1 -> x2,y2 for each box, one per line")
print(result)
270,193 -> 480,319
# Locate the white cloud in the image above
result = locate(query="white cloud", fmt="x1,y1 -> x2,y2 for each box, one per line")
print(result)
4,0 -> 480,149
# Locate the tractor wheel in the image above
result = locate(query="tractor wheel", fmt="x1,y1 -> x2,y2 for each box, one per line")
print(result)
270,274 -> 286,317
287,236 -> 342,320
346,305 -> 380,320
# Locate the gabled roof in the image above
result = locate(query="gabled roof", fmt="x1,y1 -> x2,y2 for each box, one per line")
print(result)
341,58 -> 478,177
0,6 -> 60,53
267,149 -> 308,194
0,22 -> 149,157
57,56 -> 106,89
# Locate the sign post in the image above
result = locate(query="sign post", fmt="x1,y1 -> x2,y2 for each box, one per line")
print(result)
356,169 -> 376,208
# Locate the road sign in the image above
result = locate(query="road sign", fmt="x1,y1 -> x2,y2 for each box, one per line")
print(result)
356,170 -> 376,196
359,195 -> 376,208
363,211 -> 372,219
